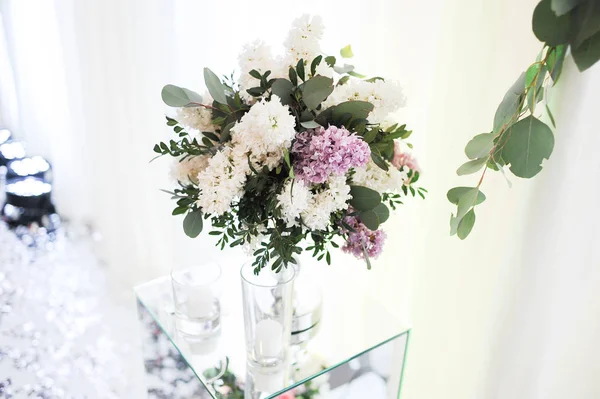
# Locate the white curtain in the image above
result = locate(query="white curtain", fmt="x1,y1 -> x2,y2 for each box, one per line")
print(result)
2,0 -> 600,398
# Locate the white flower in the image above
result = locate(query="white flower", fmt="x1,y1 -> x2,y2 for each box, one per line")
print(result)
302,175 -> 351,230
238,41 -> 284,102
277,179 -> 313,227
170,155 -> 210,185
231,95 -> 296,169
196,146 -> 247,216
283,14 -> 325,68
176,92 -> 216,133
352,160 -> 407,193
323,78 -> 406,124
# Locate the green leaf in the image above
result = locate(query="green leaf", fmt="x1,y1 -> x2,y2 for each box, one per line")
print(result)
325,56 -> 336,67
203,132 -> 220,142
372,203 -> 390,224
569,0 -> 600,47
302,76 -> 334,110
551,0 -> 585,16
340,44 -> 354,58
338,76 -> 351,85
271,79 -> 295,106
161,84 -> 203,107
283,149 -> 291,168
501,115 -> 554,178
457,209 -> 476,240
349,185 -> 382,211
447,187 -> 486,206
572,30 -> 600,72
359,210 -> 380,230
300,120 -> 321,129
310,55 -> 323,76
203,68 -> 228,105
183,209 -> 203,238
333,64 -> 355,74
331,101 -> 374,120
547,45 -> 567,83
248,69 -> 262,80
220,122 -> 235,143
370,152 -> 389,171
296,59 -> 305,81
456,188 -> 480,220
289,67 -> 298,86
456,157 -> 488,176
525,63 -> 548,111
348,71 -> 367,78
493,72 -> 526,134
465,133 -> 494,159
450,214 -> 459,236
532,0 -> 572,46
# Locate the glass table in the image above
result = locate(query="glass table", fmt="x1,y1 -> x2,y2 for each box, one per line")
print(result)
134,262 -> 410,398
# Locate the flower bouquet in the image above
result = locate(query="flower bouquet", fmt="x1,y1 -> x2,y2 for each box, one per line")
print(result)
154,15 -> 425,274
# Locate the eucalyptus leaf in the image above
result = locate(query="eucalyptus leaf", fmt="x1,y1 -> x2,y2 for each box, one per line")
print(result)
371,152 -> 389,171
551,0 -> 585,16
333,64 -> 355,74
501,115 -> 554,178
457,157 -> 488,176
526,64 -> 547,111
465,133 -> 494,159
183,209 -> 203,238
569,0 -> 600,47
450,214 -> 459,236
447,187 -> 486,205
532,0 -> 572,46
546,104 -> 556,128
161,84 -> 203,107
493,72 -> 526,134
457,188 -> 480,220
372,203 -> 390,224
457,209 -> 476,240
340,44 -> 354,58
220,122 -> 235,143
325,56 -> 336,67
203,68 -> 228,105
271,79 -> 295,105
300,120 -> 321,129
302,76 -> 334,110
572,30 -> 600,72
359,210 -> 380,230
331,101 -> 374,121
349,185 -> 382,211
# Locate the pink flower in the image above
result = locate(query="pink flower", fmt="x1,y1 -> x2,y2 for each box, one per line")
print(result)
341,213 -> 387,259
276,391 -> 296,399
392,141 -> 419,172
292,125 -> 370,184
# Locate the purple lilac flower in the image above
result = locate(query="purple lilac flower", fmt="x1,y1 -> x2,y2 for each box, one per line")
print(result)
292,125 -> 370,184
341,213 -> 387,259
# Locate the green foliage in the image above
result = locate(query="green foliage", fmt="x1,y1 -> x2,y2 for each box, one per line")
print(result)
349,185 -> 382,211
340,44 -> 354,58
448,0 -> 600,239
500,116 -> 554,178
161,84 -> 203,107
301,76 -> 334,110
183,209 -> 204,238
203,67 -> 228,104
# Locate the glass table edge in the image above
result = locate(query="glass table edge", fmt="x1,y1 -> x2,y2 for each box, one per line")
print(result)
134,281 -> 412,399
134,287 -> 217,398
267,327 -> 411,399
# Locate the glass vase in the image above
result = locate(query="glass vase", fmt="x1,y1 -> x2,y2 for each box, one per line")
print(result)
240,262 -> 296,371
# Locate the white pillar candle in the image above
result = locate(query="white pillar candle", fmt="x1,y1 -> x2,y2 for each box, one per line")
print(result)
254,319 -> 284,358
187,288 -> 214,319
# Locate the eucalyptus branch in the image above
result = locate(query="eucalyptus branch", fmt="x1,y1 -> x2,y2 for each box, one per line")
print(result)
448,0 -> 600,240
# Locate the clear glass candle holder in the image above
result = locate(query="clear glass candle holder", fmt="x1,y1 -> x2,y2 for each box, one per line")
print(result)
241,263 -> 296,370
171,262 -> 222,339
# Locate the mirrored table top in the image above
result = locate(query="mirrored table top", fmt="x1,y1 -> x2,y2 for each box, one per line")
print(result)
134,258 -> 410,398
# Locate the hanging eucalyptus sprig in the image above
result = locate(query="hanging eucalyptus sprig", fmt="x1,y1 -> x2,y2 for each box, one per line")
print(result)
448,0 -> 600,239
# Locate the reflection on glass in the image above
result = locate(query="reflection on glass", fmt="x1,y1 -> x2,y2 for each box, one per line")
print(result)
171,262 -> 222,339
